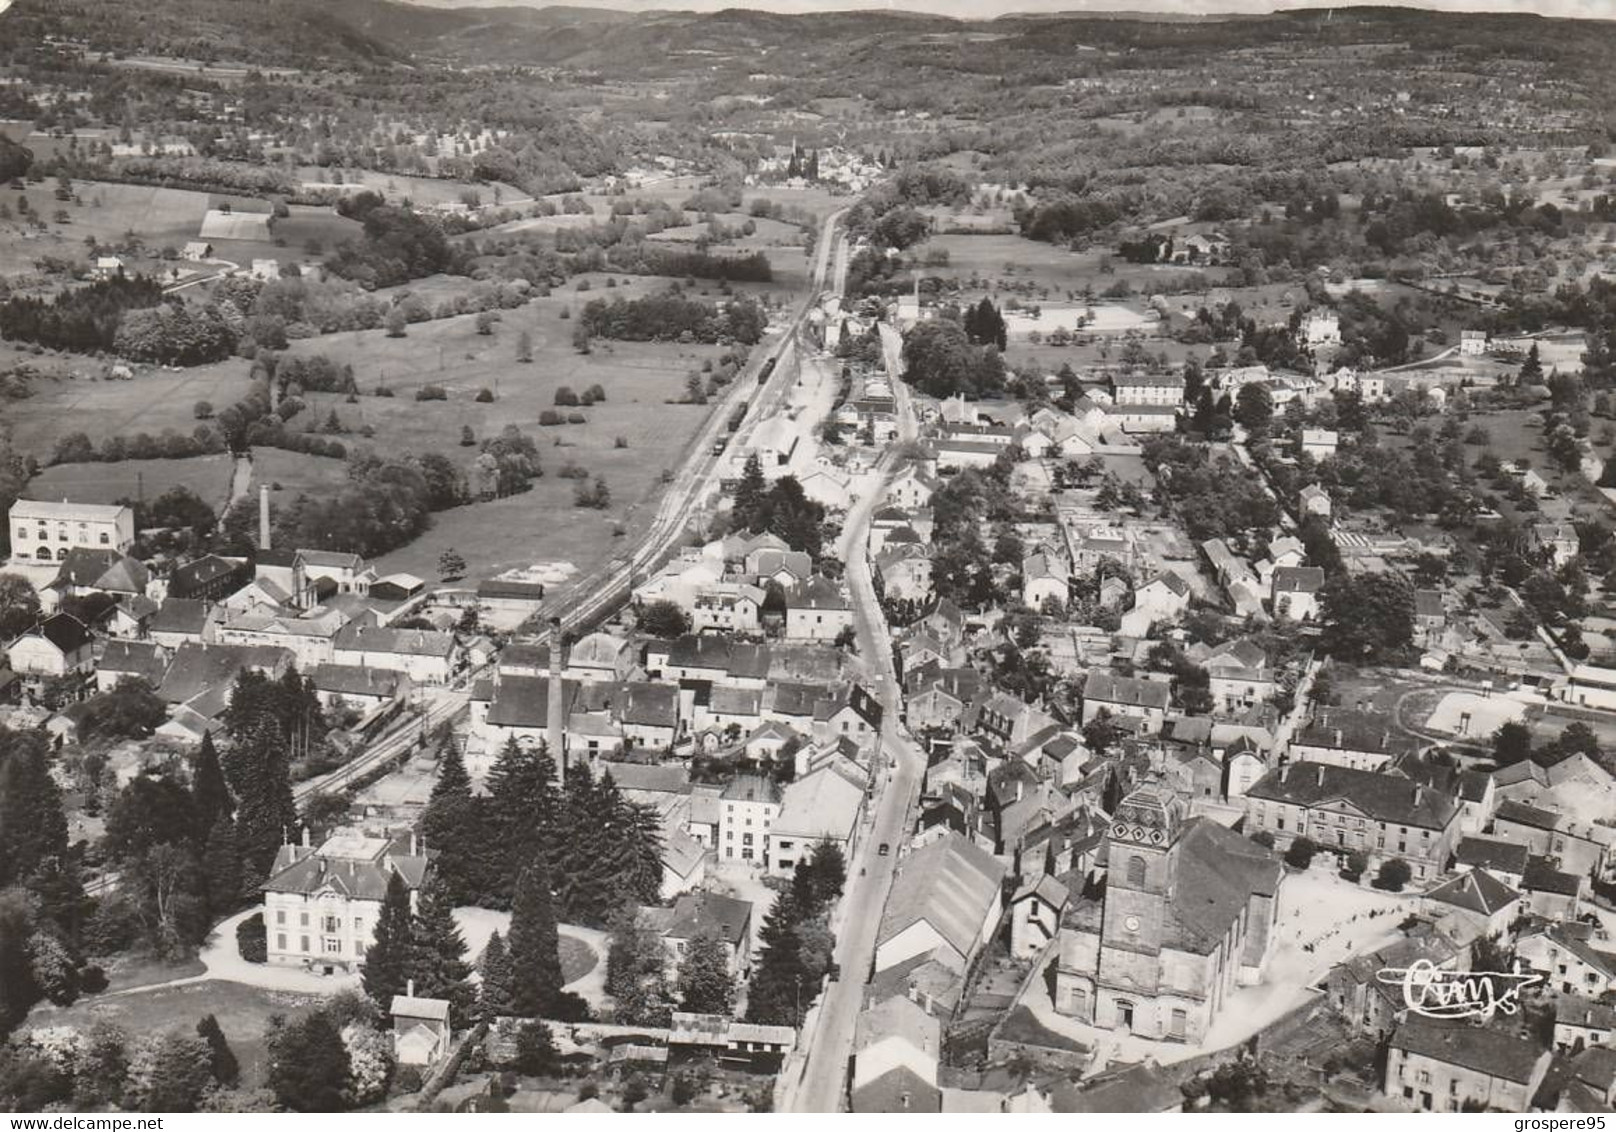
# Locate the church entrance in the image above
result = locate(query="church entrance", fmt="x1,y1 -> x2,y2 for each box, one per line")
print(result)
1117,1000 -> 1135,1030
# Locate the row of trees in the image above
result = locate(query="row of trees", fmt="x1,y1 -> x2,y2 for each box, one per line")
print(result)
419,738 -> 663,923
578,291 -> 768,346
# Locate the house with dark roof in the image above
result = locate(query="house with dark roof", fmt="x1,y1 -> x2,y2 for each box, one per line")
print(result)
1081,671 -> 1170,734
1326,929 -> 1462,1038
1009,873 -> 1071,961
1245,761 -> 1460,885
1290,708 -> 1415,771
655,890 -> 753,978
7,614 -> 94,698
785,576 -> 853,642
876,832 -> 1007,976
1202,638 -> 1274,716
1052,784 -> 1283,1043
1518,924 -> 1616,998
1119,570 -> 1191,637
1555,996 -> 1616,1054
469,674 -> 583,755
614,681 -> 682,749
1454,836 -> 1530,889
166,553 -> 250,603
1556,1046 -> 1616,1112
1390,750 -> 1496,836
1522,855 -> 1586,921
1019,1062 -> 1183,1114
333,619 -> 457,685
309,663 -> 411,710
1493,799 -> 1613,882
1385,1018 -> 1551,1112
1270,565 -> 1326,622
95,638 -> 169,693
149,598 -> 210,649
261,828 -> 432,973
851,994 -> 942,1113
1420,869 -> 1522,942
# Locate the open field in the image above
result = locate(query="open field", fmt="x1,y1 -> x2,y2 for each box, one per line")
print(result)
274,292 -> 742,581
1,361 -> 256,462
28,454 -> 235,509
251,447 -> 352,500
26,980 -> 322,1090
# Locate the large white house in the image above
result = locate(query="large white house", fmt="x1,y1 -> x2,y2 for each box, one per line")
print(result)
10,499 -> 136,561
260,829 -> 431,973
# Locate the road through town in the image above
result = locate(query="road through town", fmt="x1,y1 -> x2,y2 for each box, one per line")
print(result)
779,321 -> 925,1113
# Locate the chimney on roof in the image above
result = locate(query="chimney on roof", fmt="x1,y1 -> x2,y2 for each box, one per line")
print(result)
260,484 -> 271,551
1316,765 -> 1324,786
1281,764 -> 1290,783
1414,786 -> 1423,805
410,829 -> 418,856
407,978 -> 415,999
1334,728 -> 1343,747
302,826 -> 311,849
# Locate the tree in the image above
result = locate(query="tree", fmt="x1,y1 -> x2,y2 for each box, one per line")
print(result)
78,678 -> 167,739
507,865 -> 564,1018
202,815 -> 242,915
360,871 -> 415,1013
676,932 -> 735,1016
1341,849 -> 1369,881
1520,342 -> 1545,385
1235,382 -> 1274,434
1492,721 -> 1534,767
196,1014 -> 240,1087
605,903 -> 675,1026
733,454 -> 767,532
438,549 -> 466,582
479,930 -> 516,1021
421,740 -> 476,903
124,1030 -> 214,1113
267,1010 -> 351,1112
0,574 -> 39,641
513,1020 -> 559,1076
639,600 -> 691,638
475,310 -> 498,336
744,892 -> 809,1027
190,731 -> 233,836
384,308 -> 408,339
516,330 -> 533,363
1284,836 -> 1317,870
0,730 -> 69,891
1320,572 -> 1414,662
410,878 -> 475,1028
1373,857 -> 1413,892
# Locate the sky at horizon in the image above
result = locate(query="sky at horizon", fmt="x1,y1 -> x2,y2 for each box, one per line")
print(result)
408,0 -> 1616,19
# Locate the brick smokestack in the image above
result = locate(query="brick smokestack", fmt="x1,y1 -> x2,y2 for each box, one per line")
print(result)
548,616 -> 567,783
259,484 -> 271,550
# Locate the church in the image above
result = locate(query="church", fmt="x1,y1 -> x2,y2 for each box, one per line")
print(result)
1052,783 -> 1284,1043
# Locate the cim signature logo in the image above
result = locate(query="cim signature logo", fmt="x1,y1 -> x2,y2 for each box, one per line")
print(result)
1375,959 -> 1543,1022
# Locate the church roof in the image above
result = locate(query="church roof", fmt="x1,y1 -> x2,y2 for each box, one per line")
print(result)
1158,819 -> 1284,955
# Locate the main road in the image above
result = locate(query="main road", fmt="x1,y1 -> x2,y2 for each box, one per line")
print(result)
779,320 -> 925,1113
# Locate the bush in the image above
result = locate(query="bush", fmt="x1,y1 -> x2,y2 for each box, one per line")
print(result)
77,965 -> 108,995
1249,830 -> 1275,849
539,409 -> 564,426
1341,849 -> 1369,881
555,386 -> 579,407
394,1066 -> 423,1095
415,384 -> 448,402
1284,836 -> 1317,870
475,388 -> 494,403
194,400 -> 213,420
374,385 -> 394,398
586,383 -> 606,402
237,912 -> 267,964
567,411 -> 586,424
1374,858 -> 1413,892
614,436 -> 628,449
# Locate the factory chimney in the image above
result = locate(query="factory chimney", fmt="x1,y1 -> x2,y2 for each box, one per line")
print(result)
259,484 -> 272,551
548,616 -> 568,784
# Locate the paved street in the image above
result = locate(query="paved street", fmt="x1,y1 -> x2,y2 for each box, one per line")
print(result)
779,323 -> 925,1114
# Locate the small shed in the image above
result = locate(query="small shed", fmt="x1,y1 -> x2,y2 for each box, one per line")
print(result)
391,986 -> 452,1066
